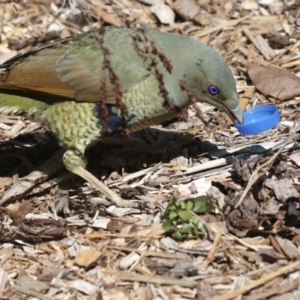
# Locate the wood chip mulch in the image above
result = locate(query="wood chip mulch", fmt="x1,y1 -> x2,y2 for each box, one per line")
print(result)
0,0 -> 300,299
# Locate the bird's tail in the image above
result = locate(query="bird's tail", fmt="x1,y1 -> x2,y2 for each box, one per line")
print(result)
0,92 -> 48,120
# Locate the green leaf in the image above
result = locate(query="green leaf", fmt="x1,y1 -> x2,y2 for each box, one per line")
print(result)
177,210 -> 192,221
187,232 -> 196,239
193,225 -> 199,236
174,231 -> 183,240
178,223 -> 192,233
187,201 -> 194,210
191,217 -> 199,224
205,202 -> 217,212
193,201 -> 207,213
194,195 -> 211,202
197,221 -> 207,234
168,203 -> 177,211
161,196 -> 215,240
179,201 -> 187,210
162,221 -> 172,232
169,211 -> 178,220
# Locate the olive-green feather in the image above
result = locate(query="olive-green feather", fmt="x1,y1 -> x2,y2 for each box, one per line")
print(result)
0,92 -> 48,118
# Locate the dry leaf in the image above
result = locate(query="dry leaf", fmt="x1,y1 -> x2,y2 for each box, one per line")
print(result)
247,63 -> 300,100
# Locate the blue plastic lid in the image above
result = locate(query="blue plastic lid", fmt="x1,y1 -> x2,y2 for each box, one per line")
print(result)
234,104 -> 280,135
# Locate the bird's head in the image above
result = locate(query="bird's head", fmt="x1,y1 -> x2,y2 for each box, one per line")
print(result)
183,44 -> 244,124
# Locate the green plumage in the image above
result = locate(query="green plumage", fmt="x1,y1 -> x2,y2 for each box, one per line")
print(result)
0,27 -> 243,207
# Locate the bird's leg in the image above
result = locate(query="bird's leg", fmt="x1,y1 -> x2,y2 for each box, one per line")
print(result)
62,149 -> 139,208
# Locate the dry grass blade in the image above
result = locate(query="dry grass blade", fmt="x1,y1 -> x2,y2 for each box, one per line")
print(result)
202,231 -> 222,267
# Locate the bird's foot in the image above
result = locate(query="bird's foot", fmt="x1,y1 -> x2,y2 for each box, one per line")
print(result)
72,166 -> 141,208
63,150 -> 144,208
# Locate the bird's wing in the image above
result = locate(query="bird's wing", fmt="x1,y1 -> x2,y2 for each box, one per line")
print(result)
0,28 -> 151,105
0,44 -> 75,100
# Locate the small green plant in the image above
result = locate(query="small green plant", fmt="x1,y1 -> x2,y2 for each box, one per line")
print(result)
162,195 -> 217,240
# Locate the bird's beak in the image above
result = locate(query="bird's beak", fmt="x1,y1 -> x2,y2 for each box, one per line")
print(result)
230,103 -> 244,124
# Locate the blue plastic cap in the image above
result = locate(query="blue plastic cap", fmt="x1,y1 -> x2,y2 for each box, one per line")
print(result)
234,104 -> 280,135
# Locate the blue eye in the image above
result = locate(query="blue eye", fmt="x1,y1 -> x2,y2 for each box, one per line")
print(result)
208,85 -> 219,95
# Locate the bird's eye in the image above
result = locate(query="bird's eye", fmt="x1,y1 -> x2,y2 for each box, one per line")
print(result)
208,85 -> 219,96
